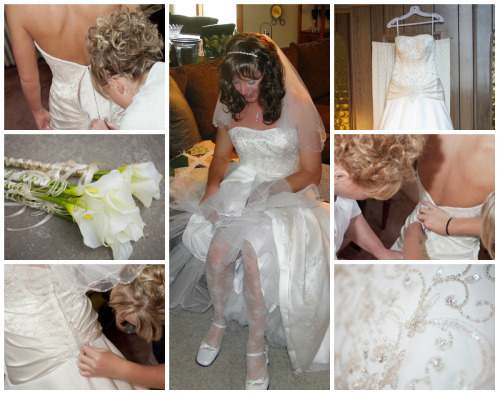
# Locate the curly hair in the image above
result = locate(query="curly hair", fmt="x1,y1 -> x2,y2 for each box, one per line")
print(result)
481,191 -> 495,259
335,134 -> 426,200
219,33 -> 285,124
109,265 -> 165,342
87,9 -> 164,96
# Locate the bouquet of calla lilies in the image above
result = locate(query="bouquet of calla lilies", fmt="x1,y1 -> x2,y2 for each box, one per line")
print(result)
4,157 -> 163,260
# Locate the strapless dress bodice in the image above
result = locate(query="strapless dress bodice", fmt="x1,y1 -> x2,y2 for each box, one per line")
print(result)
33,41 -> 123,129
228,126 -> 299,179
392,34 -> 439,88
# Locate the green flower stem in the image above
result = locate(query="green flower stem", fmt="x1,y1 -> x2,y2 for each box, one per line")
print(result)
53,212 -> 74,222
92,167 -> 126,180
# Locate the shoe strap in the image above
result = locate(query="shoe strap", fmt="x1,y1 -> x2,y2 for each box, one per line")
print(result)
246,345 -> 268,358
212,319 -> 227,329
246,377 -> 268,385
199,341 -> 219,352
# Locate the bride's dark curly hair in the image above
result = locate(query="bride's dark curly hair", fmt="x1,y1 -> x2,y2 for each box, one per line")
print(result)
219,33 -> 285,124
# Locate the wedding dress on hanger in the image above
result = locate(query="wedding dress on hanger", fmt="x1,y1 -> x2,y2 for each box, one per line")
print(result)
379,34 -> 454,130
4,264 -> 147,390
34,41 -> 124,130
335,264 -> 494,390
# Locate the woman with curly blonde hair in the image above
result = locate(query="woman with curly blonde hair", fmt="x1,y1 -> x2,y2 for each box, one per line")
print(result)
78,265 -> 165,389
5,4 -> 133,130
334,134 -> 425,259
87,9 -> 164,130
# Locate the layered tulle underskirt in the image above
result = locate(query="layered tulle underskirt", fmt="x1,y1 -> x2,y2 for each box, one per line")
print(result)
169,162 -> 330,372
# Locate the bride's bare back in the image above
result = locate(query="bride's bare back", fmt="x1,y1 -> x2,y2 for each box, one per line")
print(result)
418,134 -> 494,208
7,4 -> 138,65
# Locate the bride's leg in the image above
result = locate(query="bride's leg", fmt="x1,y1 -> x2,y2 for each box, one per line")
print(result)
203,234 -> 235,347
242,241 -> 269,382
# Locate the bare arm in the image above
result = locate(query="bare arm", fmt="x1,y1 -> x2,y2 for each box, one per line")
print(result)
199,126 -> 234,204
284,148 -> 322,192
6,5 -> 51,129
345,213 -> 403,260
403,222 -> 426,260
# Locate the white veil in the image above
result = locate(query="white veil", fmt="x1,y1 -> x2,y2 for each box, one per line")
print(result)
213,35 -> 326,152
15,264 -> 145,296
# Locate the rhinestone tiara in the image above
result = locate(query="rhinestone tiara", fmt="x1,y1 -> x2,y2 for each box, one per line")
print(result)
226,51 -> 258,58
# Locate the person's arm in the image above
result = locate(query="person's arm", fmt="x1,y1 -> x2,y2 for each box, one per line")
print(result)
284,149 -> 322,191
417,201 -> 481,236
6,5 -> 52,129
345,213 -> 403,260
199,126 -> 234,204
403,222 -> 426,260
78,344 -> 165,389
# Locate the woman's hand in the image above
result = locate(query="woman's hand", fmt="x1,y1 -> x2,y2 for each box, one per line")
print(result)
199,185 -> 219,205
89,119 -> 109,130
33,108 -> 52,130
78,343 -> 125,379
417,202 -> 450,235
104,119 -> 119,130
375,248 -> 403,260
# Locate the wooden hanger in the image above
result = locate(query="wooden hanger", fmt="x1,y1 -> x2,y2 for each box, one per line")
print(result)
387,6 -> 444,36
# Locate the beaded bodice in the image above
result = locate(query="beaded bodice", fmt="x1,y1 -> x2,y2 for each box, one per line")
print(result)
335,264 -> 495,390
391,34 -> 439,88
228,127 -> 299,179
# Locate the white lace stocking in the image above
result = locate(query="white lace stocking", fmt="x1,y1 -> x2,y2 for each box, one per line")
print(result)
242,242 -> 268,381
204,234 -> 234,348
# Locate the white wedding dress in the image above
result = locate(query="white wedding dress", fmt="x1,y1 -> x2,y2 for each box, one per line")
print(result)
379,34 -> 454,130
4,265 -> 147,390
170,126 -> 330,372
35,41 -> 124,130
392,175 -> 482,259
335,264 -> 495,390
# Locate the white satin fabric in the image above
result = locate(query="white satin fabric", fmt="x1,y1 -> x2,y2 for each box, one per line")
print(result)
4,265 -> 146,389
34,41 -> 124,130
170,126 -> 330,372
335,264 -> 495,390
392,175 -> 482,260
378,35 -> 453,130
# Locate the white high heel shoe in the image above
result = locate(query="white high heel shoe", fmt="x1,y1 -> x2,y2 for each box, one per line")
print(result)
196,320 -> 227,367
245,344 -> 269,390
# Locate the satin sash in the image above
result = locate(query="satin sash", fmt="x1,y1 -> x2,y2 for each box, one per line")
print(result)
386,78 -> 445,102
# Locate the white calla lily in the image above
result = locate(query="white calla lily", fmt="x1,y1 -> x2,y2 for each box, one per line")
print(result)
65,171 -> 145,260
121,162 -> 163,207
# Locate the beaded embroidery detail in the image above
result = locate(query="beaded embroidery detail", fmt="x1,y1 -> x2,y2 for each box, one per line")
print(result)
335,264 -> 495,390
